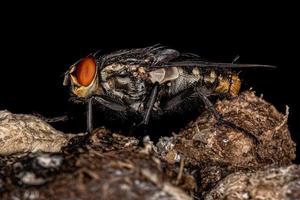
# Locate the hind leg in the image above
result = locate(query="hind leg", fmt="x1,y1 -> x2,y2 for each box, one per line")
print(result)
194,88 -> 259,144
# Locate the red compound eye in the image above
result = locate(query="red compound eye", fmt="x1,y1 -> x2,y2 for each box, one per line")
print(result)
76,57 -> 97,86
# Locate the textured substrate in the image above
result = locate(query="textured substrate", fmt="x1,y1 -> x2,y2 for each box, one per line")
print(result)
0,91 -> 297,199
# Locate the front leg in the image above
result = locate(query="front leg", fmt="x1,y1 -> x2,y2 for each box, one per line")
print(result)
86,98 -> 93,133
86,96 -> 128,133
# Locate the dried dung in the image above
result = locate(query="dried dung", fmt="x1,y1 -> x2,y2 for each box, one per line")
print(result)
204,165 -> 300,200
0,110 -> 76,155
158,91 -> 296,194
1,129 -> 191,200
0,91 -> 297,199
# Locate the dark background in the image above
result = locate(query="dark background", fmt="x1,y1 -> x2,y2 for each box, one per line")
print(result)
0,5 -> 299,162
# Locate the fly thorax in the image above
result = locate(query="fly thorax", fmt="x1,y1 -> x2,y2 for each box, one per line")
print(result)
102,74 -> 147,103
126,78 -> 147,101
100,64 -> 127,81
100,64 -> 147,101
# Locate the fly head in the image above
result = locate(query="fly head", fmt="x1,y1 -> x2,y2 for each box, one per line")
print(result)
63,56 -> 103,98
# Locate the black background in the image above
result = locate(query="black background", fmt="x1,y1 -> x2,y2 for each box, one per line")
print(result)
0,5 -> 299,162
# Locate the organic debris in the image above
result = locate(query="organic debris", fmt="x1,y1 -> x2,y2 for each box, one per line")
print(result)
157,91 -> 296,194
1,129 -> 191,200
0,110 -> 77,155
0,91 -> 297,199
204,165 -> 300,200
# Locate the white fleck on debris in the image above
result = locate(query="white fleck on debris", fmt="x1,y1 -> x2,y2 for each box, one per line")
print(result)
140,135 -> 157,154
21,172 -> 46,186
174,153 -> 181,163
23,190 -> 40,200
36,154 -> 63,168
156,136 -> 175,155
222,138 -> 229,143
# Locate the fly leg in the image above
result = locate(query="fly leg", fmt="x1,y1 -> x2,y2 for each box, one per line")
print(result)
132,82 -> 159,139
93,96 -> 127,112
86,98 -> 93,134
195,88 -> 259,144
32,113 -> 69,123
141,82 -> 160,125
86,96 -> 127,133
162,86 -> 195,111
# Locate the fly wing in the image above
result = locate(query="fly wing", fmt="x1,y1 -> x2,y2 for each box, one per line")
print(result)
99,45 -> 166,66
164,61 -> 276,68
149,49 -> 276,68
99,45 -> 182,67
98,45 -> 276,69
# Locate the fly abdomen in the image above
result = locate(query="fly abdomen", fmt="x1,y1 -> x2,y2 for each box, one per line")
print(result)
167,69 -> 200,95
166,66 -> 216,96
168,66 -> 241,97
198,68 -> 241,97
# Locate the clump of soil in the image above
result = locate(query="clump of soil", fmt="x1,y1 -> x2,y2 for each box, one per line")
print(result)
204,165 -> 300,200
1,129 -> 191,200
0,110 -> 76,155
157,91 -> 296,195
174,91 -> 295,167
0,91 -> 297,199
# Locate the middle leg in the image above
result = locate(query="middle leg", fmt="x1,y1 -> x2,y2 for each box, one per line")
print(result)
141,82 -> 160,125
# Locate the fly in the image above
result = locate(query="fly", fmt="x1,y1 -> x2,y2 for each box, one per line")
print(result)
63,45 -> 275,143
